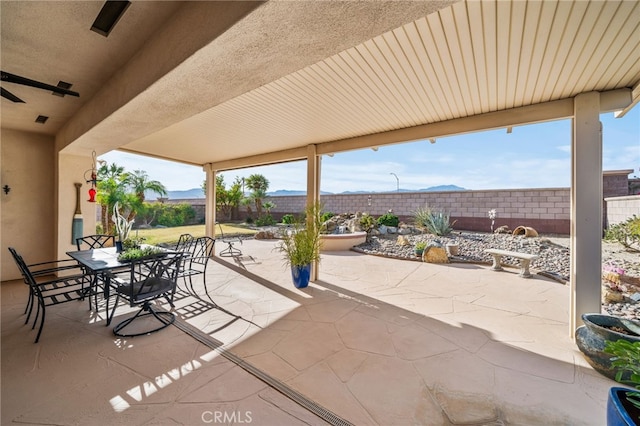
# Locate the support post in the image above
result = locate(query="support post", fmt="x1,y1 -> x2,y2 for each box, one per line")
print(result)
306,144 -> 321,281
204,164 -> 217,240
570,92 -> 603,337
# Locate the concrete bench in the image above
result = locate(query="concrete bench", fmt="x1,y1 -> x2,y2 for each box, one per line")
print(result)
484,249 -> 539,278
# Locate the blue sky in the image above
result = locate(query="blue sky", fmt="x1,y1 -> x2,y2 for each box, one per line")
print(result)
100,108 -> 639,194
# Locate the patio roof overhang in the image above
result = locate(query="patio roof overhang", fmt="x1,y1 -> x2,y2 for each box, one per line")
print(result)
2,1 -> 637,170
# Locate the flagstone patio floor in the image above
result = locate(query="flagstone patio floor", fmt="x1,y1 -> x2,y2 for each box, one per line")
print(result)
1,238 -> 616,425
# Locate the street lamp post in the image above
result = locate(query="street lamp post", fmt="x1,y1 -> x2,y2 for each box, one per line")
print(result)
390,172 -> 399,192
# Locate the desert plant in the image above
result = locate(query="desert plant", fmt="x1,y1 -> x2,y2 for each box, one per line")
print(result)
277,202 -> 323,268
359,213 -> 375,232
282,214 -> 295,224
415,241 -> 427,251
413,205 -> 456,236
605,339 -> 640,413
112,202 -> 134,242
605,215 -> 640,252
377,212 -> 399,227
321,211 -> 335,222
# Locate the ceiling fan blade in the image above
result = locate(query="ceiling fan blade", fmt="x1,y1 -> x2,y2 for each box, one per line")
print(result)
1,70 -> 79,97
1,87 -> 25,103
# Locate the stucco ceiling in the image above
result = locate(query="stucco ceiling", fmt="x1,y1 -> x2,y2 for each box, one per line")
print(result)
1,1 -> 639,170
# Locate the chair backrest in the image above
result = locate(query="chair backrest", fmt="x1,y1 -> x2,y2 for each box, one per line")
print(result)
76,234 -> 115,250
174,233 -> 195,252
124,253 -> 183,304
8,247 -> 30,283
190,236 -> 215,266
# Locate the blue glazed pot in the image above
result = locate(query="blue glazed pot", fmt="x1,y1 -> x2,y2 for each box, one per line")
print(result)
575,314 -> 640,380
608,387 -> 640,426
291,264 -> 311,288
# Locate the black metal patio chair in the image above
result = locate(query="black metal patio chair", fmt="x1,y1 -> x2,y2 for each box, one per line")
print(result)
75,234 -> 115,250
8,247 -> 91,343
109,252 -> 184,337
176,236 -> 215,296
217,223 -> 242,257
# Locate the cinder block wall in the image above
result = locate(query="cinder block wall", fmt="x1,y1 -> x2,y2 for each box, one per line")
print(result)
151,172 -> 634,236
266,188 -> 571,234
604,195 -> 640,226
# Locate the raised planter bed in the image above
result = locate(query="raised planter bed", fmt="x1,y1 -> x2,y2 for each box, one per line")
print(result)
320,231 -> 367,251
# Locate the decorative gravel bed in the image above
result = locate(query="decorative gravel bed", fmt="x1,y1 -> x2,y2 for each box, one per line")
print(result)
352,231 -> 640,320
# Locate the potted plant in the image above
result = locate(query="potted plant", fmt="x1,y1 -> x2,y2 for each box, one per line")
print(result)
112,202 -> 134,252
604,339 -> 640,425
415,241 -> 427,257
277,203 -> 323,288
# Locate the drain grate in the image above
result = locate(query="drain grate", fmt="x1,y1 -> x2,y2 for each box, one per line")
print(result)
174,318 -> 353,426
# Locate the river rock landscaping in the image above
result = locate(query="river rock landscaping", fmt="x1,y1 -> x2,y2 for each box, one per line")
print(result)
352,230 -> 640,320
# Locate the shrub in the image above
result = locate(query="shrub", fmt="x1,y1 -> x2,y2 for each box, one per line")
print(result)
377,212 -> 399,227
255,214 -> 276,226
156,203 -> 196,227
605,215 -> 640,252
413,205 -> 456,236
282,214 -> 295,224
359,213 -> 375,232
321,212 -> 335,222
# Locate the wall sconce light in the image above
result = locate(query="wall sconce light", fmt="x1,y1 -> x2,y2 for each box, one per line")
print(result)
367,195 -> 372,206
83,150 -> 104,202
3,185 -> 10,194
506,127 -> 513,134
429,138 -> 437,144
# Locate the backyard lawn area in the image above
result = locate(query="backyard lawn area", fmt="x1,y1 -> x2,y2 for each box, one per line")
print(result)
134,223 -> 257,246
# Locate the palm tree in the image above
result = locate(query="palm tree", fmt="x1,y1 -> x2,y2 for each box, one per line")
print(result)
96,163 -> 128,234
245,174 -> 270,217
123,170 -> 167,221
126,170 -> 167,204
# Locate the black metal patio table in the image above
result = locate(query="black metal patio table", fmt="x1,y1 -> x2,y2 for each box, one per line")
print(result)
66,246 -> 135,325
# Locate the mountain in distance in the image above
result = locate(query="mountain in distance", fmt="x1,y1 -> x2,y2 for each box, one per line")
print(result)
147,184 -> 466,200
268,185 -> 466,195
146,188 -> 205,200
418,185 -> 467,192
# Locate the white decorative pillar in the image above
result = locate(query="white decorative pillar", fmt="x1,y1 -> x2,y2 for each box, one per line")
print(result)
306,144 -> 321,281
570,92 -> 603,336
204,164 -> 217,240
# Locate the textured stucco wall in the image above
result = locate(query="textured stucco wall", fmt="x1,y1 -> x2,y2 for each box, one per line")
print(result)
1,129 -> 56,281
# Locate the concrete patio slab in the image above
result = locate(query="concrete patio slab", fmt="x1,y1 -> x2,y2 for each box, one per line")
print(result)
2,238 -> 618,425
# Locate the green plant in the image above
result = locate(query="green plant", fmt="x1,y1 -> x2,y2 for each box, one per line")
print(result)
277,203 -> 323,267
359,213 -> 375,232
413,205 -> 456,236
415,241 -> 427,251
377,212 -> 399,227
255,214 -> 276,226
321,212 -> 335,222
605,215 -> 640,252
282,214 -> 295,224
117,246 -> 164,262
605,339 -> 640,413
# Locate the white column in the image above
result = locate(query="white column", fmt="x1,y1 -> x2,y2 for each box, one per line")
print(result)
570,92 -> 603,336
203,164 -> 217,240
306,144 -> 320,281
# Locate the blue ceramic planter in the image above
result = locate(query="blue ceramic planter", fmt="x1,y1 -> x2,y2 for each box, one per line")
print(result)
608,387 -> 640,426
575,314 -> 640,380
291,264 -> 311,288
